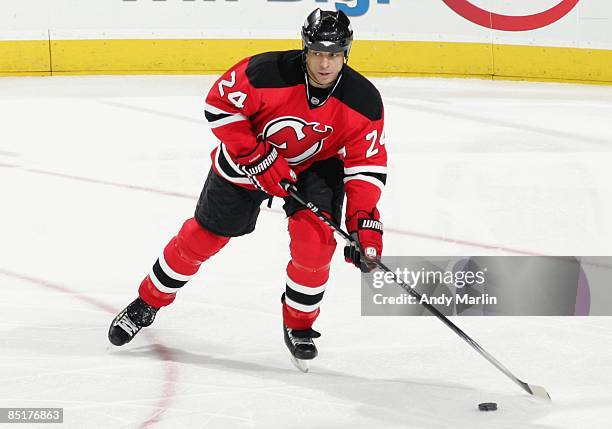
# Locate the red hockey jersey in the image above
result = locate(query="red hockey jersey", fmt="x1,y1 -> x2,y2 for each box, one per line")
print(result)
205,50 -> 387,225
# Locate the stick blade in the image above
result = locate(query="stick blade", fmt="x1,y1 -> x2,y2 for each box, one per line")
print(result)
527,384 -> 551,401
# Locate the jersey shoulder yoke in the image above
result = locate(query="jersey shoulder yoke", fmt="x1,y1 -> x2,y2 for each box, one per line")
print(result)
246,50 -> 304,89
334,66 -> 383,122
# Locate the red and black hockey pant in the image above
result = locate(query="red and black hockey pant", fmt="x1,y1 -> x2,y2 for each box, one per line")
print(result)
139,158 -> 344,330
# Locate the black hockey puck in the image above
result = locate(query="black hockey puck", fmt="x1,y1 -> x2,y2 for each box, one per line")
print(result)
478,402 -> 498,411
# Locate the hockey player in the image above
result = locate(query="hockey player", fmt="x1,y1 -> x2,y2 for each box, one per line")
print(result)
108,8 -> 387,371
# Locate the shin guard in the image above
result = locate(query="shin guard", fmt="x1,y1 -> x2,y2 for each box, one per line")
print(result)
139,218 -> 230,308
283,210 -> 337,330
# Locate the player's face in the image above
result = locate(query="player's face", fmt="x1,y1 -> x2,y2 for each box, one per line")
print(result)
305,50 -> 345,88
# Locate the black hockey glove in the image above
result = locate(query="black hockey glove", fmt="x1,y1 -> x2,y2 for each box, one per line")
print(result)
344,209 -> 383,273
235,140 -> 297,197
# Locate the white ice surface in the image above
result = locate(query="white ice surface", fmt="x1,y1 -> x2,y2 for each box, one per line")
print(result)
1,75 -> 612,428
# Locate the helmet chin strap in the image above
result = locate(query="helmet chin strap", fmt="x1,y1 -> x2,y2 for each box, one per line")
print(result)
304,65 -> 344,108
305,63 -> 326,88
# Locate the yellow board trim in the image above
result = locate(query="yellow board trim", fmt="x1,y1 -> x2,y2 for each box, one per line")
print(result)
351,40 -> 493,76
0,40 -> 50,73
1,38 -> 612,85
51,39 -> 301,73
0,71 -> 51,77
494,43 -> 612,83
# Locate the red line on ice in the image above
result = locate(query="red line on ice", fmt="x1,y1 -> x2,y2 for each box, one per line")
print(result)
21,167 -> 612,270
0,269 -> 178,429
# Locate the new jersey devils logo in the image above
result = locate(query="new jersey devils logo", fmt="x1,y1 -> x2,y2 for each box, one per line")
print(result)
259,116 -> 333,166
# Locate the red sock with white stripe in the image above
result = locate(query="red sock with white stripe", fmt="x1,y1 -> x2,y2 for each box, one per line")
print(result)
139,218 -> 230,308
283,210 -> 336,330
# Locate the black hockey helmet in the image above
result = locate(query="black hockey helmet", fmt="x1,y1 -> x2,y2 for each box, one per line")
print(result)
301,9 -> 353,57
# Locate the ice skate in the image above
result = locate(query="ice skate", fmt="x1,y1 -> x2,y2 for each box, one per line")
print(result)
108,297 -> 158,346
283,324 -> 320,373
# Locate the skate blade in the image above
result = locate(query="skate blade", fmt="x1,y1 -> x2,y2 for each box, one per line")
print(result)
289,355 -> 310,373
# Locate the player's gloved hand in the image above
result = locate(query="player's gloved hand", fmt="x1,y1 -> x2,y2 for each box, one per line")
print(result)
344,209 -> 383,273
236,140 -> 297,197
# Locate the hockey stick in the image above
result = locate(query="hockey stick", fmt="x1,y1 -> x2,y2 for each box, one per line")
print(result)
280,180 -> 551,401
